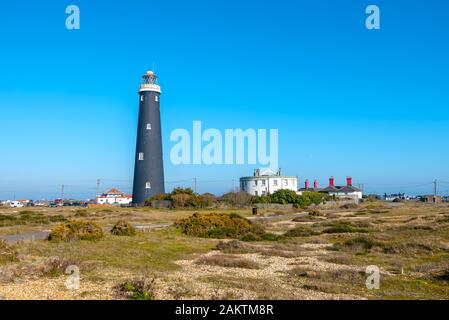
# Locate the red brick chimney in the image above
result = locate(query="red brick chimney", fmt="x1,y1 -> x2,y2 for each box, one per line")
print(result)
305,179 -> 309,190
347,176 -> 353,187
329,176 -> 335,187
314,180 -> 318,189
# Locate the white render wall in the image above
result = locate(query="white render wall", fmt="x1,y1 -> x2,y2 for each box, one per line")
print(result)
240,176 -> 298,196
97,197 -> 132,205
329,191 -> 363,200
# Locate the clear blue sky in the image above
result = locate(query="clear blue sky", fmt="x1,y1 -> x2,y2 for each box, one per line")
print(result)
1,0 -> 449,199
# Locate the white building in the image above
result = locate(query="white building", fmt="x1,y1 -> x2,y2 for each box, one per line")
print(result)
240,169 -> 298,196
8,201 -> 25,208
97,188 -> 132,205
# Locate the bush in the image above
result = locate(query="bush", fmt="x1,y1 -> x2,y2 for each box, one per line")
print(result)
48,220 -> 104,242
308,209 -> 323,217
0,240 -> 18,264
111,221 -> 137,236
74,209 -> 89,217
117,277 -> 156,300
146,188 -> 218,208
195,254 -> 260,269
301,192 -> 326,206
332,237 -> 384,253
221,191 -> 253,207
175,213 -> 276,241
271,190 -> 298,205
254,190 -> 326,209
216,240 -> 246,253
284,226 -> 320,237
322,221 -> 369,234
0,211 -> 67,227
252,195 -> 272,204
340,203 -> 359,210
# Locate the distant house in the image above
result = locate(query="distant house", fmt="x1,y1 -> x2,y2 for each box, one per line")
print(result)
97,188 -> 132,205
384,193 -> 410,201
8,200 -> 27,208
240,169 -> 298,196
319,177 -> 363,201
297,177 -> 363,203
423,195 -> 443,204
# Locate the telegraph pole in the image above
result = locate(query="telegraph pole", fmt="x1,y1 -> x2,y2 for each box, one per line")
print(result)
61,185 -> 65,205
433,179 -> 437,196
194,178 -> 197,194
232,179 -> 236,206
96,179 -> 100,199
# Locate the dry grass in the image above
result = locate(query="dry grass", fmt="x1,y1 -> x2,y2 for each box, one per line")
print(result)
195,254 -> 260,269
1,202 -> 449,300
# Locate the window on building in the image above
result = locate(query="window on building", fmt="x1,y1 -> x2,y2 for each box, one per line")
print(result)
146,123 -> 152,130
255,191 -> 258,196
138,152 -> 144,161
140,95 -> 144,102
262,180 -> 266,186
146,182 -> 151,189
284,179 -> 288,186
255,180 -> 258,186
273,179 -> 278,186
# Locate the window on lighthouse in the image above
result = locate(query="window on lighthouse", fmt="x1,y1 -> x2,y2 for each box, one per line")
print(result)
146,123 -> 152,130
138,153 -> 144,161
146,182 -> 151,189
140,95 -> 144,102
155,96 -> 158,102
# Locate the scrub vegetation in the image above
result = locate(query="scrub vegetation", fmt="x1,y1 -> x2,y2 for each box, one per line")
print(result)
0,202 -> 448,300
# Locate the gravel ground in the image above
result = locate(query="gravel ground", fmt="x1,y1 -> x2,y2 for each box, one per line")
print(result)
156,244 -> 366,300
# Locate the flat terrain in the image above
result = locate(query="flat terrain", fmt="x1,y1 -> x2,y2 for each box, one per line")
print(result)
0,202 -> 448,300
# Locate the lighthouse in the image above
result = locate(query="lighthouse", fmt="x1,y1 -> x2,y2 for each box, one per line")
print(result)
132,71 -> 165,205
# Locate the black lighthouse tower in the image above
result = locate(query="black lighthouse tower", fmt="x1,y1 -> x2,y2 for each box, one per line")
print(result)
132,71 -> 165,205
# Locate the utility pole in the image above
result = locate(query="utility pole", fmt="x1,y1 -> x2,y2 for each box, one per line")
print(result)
96,179 -> 100,200
61,185 -> 65,205
194,178 -> 197,194
232,179 -> 236,206
433,179 -> 438,196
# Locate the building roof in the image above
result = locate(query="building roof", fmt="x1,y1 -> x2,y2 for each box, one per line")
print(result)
240,175 -> 297,180
320,185 -> 361,193
98,188 -> 132,199
105,188 -> 123,195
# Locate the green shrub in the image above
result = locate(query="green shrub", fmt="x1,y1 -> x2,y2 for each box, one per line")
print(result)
118,277 -> 156,300
332,237 -> 384,253
48,220 -> 104,242
271,189 -> 298,205
195,254 -> 260,269
322,221 -> 369,234
284,226 -> 320,237
216,240 -> 247,253
74,209 -> 89,217
0,211 -> 67,227
110,220 -> 137,236
260,233 -> 283,241
175,213 -> 277,241
308,209 -> 323,217
240,232 -> 261,242
301,192 -> 326,206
